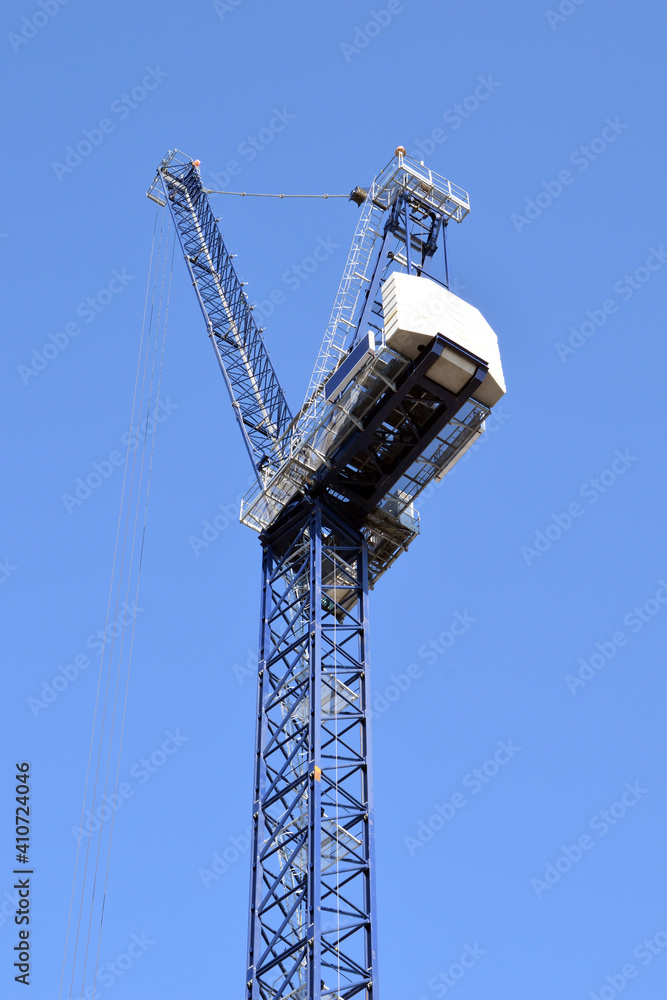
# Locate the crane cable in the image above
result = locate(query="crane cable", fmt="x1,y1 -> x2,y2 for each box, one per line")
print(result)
71,212 -> 170,999
83,223 -> 174,1000
89,229 -> 174,997
204,189 -> 348,199
59,207 -> 173,1000
81,215 -> 172,998
57,205 -> 162,1000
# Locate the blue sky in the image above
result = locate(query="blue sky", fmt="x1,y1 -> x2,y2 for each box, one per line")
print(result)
2,1 -> 667,998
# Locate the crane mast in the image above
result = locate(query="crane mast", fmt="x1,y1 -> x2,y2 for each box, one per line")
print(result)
147,147 -> 506,1000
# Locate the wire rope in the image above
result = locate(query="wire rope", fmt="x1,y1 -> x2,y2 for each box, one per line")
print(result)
78,215 -> 173,1000
204,189 -> 348,200
68,216 -> 168,1000
60,207 -> 171,1000
59,206 -> 163,1000
89,232 -> 175,994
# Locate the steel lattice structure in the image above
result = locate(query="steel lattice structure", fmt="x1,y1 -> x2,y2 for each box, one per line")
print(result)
148,146 -> 497,1000
294,152 -> 470,448
148,151 -> 292,482
248,499 -> 377,1000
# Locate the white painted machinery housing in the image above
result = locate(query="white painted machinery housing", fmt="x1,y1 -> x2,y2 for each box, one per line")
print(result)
381,272 -> 506,409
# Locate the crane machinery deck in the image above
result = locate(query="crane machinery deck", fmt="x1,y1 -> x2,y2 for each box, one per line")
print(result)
146,146 -> 506,1000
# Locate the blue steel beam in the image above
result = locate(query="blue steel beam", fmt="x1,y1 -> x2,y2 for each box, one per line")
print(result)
248,500 -> 378,1000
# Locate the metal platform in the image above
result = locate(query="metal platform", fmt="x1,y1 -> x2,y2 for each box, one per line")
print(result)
311,334 -> 486,519
240,338 -> 489,588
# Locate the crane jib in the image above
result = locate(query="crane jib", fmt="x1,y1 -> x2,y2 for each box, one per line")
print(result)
155,155 -> 292,481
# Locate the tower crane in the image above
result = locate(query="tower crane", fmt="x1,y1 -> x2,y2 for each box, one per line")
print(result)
146,146 -> 506,1000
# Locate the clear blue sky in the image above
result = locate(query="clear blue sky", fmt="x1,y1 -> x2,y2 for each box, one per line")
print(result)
2,1 -> 667,998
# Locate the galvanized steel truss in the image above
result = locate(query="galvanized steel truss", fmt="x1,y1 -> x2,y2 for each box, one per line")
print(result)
248,501 -> 378,1000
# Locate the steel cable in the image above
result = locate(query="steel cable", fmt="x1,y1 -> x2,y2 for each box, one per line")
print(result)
89,231 -> 175,995
204,189 -> 348,199
78,215 -> 173,1000
60,208 -> 169,1000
